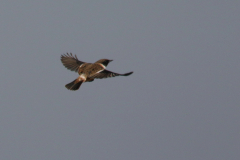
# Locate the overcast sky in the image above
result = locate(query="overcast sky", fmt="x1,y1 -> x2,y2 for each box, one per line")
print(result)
0,1 -> 239,160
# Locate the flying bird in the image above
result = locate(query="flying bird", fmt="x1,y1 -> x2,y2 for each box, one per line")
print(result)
61,53 -> 133,91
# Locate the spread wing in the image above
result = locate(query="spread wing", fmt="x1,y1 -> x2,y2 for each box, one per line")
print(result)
61,53 -> 85,72
90,70 -> 133,79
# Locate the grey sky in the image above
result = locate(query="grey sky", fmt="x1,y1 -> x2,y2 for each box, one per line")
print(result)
0,1 -> 239,160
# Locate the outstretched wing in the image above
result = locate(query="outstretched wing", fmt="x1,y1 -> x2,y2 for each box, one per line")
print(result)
61,53 -> 85,72
90,70 -> 133,79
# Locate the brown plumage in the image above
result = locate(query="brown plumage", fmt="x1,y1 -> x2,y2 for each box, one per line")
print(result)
61,53 -> 133,91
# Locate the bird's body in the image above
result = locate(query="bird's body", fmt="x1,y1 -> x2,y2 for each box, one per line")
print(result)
61,53 -> 133,91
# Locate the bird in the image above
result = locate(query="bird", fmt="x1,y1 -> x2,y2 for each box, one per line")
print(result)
61,53 -> 133,91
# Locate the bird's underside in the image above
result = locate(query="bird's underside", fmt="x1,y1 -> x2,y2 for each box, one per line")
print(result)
61,53 -> 133,90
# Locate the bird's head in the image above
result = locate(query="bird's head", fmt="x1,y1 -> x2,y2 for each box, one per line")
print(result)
95,59 -> 113,67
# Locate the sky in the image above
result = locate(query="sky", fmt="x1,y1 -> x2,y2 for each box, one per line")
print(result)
0,1 -> 240,160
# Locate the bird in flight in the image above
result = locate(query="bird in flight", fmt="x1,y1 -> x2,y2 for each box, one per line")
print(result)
61,53 -> 133,91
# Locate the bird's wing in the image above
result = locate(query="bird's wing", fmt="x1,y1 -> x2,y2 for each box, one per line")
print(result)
61,53 -> 85,72
90,69 -> 133,79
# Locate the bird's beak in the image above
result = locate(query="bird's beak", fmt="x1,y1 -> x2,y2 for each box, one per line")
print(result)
109,60 -> 113,62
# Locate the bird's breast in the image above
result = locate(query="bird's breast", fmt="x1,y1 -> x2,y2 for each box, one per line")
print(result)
78,64 -> 105,77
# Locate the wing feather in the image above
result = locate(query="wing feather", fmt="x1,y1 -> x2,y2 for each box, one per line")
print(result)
90,70 -> 133,79
61,53 -> 85,72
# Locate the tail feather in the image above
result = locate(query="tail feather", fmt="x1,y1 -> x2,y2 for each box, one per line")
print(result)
65,79 -> 83,91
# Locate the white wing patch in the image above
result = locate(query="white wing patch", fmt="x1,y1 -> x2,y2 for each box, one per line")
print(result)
96,69 -> 104,73
98,63 -> 106,69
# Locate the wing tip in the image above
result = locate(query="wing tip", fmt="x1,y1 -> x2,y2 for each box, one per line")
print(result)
123,71 -> 133,76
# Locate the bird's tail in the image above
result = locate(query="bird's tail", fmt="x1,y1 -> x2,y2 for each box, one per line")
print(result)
65,79 -> 83,91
